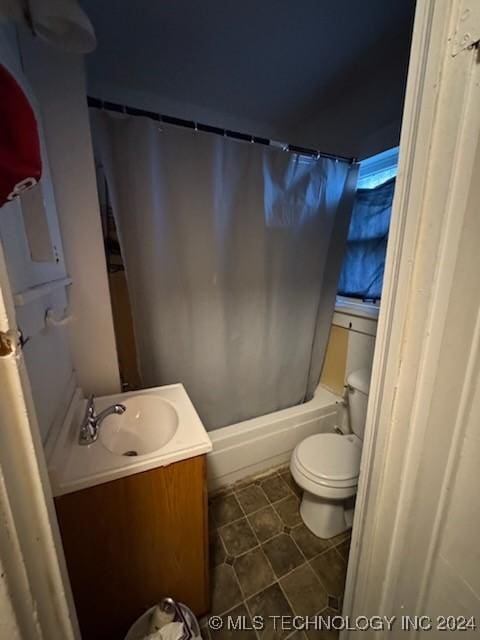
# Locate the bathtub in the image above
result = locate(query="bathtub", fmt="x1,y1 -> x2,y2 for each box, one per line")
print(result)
207,384 -> 341,491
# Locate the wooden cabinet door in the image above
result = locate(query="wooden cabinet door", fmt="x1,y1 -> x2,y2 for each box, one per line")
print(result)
55,455 -> 209,640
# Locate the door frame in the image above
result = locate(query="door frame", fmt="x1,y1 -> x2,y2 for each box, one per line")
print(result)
343,0 -> 480,628
0,250 -> 79,638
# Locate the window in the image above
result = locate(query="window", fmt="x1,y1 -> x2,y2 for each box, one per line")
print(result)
357,147 -> 399,190
338,147 -> 398,301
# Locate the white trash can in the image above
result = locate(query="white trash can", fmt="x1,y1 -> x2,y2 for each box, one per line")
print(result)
125,601 -> 201,640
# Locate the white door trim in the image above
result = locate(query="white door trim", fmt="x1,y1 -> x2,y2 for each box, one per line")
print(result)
343,0 -> 480,629
0,243 -> 79,638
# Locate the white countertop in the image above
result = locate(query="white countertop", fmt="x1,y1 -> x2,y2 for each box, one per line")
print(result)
47,384 -> 212,497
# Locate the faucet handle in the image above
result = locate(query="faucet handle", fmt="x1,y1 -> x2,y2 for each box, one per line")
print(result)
79,395 -> 97,446
86,394 -> 95,418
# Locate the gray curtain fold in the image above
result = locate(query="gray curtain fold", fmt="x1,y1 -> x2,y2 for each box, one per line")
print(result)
92,112 -> 358,430
305,164 -> 360,400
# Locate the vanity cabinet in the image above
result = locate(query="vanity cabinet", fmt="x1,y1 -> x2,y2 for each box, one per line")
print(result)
55,454 -> 209,640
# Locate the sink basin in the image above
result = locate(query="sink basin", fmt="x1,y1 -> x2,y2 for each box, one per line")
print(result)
48,383 -> 212,496
99,395 -> 179,457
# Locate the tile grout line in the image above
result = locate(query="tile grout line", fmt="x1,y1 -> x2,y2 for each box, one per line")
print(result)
208,475 -> 276,629
235,481 -> 271,504
229,481 -> 263,640
208,463 -> 290,500
213,478 -> 263,639
210,470 -> 295,527
212,601 -> 261,640
304,543 -> 349,602
273,536 -> 329,625
215,504 -> 348,559
269,495 -> 301,533
213,480 -> 345,558
235,483 -> 294,510
209,469 -> 350,635
239,504 -> 322,628
214,481 -> 296,552
214,511 -> 349,574
214,504 -> 349,556
230,476 -> 308,633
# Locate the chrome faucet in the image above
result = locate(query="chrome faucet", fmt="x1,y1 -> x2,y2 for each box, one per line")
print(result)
78,394 -> 126,446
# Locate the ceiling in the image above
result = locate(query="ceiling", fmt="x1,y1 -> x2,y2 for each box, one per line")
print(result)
82,0 -> 415,144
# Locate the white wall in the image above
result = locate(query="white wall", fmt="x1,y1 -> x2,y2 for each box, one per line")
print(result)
0,553 -> 21,640
22,326 -> 73,442
17,30 -> 121,399
87,80 -> 285,143
408,126 -> 480,622
0,26 -> 75,442
346,0 -> 480,626
289,31 -> 412,159
84,1 -> 414,160
0,242 -> 80,639
89,71 -> 406,161
86,20 -> 412,161
424,376 -> 480,618
0,26 -> 121,440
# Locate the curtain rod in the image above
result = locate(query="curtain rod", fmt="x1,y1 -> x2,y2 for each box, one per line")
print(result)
87,96 -> 356,165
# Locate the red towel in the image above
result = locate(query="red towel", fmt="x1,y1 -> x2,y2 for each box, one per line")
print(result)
0,63 -> 42,207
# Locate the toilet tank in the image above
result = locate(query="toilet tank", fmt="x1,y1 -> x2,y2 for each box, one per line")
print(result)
347,369 -> 371,440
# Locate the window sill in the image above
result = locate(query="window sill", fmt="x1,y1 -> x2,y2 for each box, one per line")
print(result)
335,295 -> 380,320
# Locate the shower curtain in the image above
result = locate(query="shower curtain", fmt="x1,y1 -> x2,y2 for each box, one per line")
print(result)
93,112 -> 358,430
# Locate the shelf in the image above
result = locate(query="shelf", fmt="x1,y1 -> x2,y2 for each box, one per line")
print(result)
14,277 -> 72,306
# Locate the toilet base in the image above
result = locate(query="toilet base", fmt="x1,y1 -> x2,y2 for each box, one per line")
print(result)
300,490 -> 350,539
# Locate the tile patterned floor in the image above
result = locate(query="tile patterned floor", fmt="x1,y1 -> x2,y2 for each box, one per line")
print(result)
201,466 -> 351,640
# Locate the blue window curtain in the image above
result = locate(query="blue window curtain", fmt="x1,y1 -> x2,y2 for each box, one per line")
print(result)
338,177 -> 395,300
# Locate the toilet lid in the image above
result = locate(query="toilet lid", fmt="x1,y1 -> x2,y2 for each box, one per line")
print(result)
295,434 -> 361,482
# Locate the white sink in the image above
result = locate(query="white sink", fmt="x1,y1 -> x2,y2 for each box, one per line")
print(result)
99,395 -> 179,457
46,384 -> 212,496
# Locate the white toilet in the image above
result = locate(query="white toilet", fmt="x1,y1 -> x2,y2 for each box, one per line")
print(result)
290,369 -> 370,539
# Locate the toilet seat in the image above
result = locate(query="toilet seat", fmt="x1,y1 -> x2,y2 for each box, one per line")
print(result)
292,433 -> 361,489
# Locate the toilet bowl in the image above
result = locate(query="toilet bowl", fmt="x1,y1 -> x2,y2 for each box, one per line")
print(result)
290,369 -> 370,539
